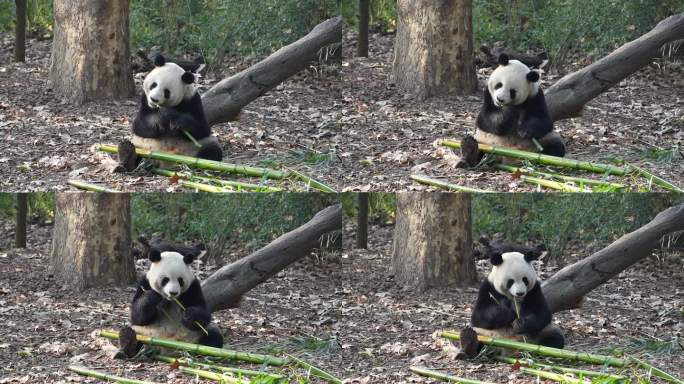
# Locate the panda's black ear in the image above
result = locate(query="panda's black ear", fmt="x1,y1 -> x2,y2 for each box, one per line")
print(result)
490,252 -> 503,266
149,248 -> 161,263
153,54 -> 166,67
183,253 -> 195,265
524,244 -> 545,262
526,70 -> 540,83
181,71 -> 195,84
497,53 -> 509,66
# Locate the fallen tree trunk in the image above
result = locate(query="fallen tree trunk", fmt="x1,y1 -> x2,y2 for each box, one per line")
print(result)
543,203 -> 684,313
202,204 -> 342,312
202,16 -> 342,126
546,13 -> 684,121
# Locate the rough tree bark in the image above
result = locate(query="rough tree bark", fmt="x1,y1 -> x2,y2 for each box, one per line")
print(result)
202,16 -> 342,126
51,193 -> 135,290
357,0 -> 369,57
543,203 -> 684,313
356,193 -> 369,249
392,0 -> 477,98
14,0 -> 26,62
546,13 -> 684,121
49,0 -> 134,104
392,193 -> 477,290
202,204 -> 342,312
15,193 -> 27,248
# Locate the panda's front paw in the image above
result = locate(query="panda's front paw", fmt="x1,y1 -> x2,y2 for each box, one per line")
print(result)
517,125 -> 534,139
512,318 -> 526,334
182,307 -> 211,330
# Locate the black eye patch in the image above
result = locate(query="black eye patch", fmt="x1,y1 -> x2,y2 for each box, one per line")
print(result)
150,82 -> 157,90
494,82 -> 503,90
523,277 -> 529,286
164,89 -> 170,99
506,279 -> 514,289
161,277 -> 169,287
510,89 -> 517,99
178,278 -> 184,287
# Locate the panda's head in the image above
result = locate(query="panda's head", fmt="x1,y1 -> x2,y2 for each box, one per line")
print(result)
146,248 -> 196,300
143,55 -> 196,109
487,54 -> 540,107
487,251 -> 539,301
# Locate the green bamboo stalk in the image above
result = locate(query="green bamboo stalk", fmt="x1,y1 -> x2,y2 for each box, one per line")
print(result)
628,356 -> 684,384
410,175 -> 492,193
515,173 -> 582,192
287,168 -> 337,193
177,366 -> 244,384
68,365 -> 159,384
441,331 -> 626,367
495,356 -> 626,381
174,178 -> 236,192
517,365 -> 584,383
154,355 -> 284,380
286,353 -> 342,384
97,144 -> 288,179
152,169 -> 282,192
494,164 -> 625,190
531,138 -> 544,152
629,164 -> 683,193
409,366 -> 497,384
182,130 -> 202,148
99,329 -> 286,366
439,139 -> 629,176
67,180 -> 119,193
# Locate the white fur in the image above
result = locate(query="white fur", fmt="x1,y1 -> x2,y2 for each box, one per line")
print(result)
487,252 -> 537,300
488,59 -> 539,107
143,62 -> 196,108
146,251 -> 195,300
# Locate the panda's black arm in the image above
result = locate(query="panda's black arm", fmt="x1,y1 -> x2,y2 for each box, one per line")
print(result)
470,280 -> 517,329
476,88 -> 519,135
518,90 -> 553,139
167,94 -> 211,140
130,278 -> 164,325
178,279 -> 212,330
132,94 -> 169,138
512,283 -> 553,335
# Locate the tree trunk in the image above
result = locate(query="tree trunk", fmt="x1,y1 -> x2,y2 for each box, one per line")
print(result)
15,193 -> 27,248
49,0 -> 134,104
356,193 -> 369,249
546,13 -> 684,121
202,16 -> 342,126
14,0 -> 26,62
543,203 -> 684,313
357,0 -> 369,57
202,204 -> 342,312
50,193 -> 134,290
391,193 -> 477,290
392,0 -> 477,98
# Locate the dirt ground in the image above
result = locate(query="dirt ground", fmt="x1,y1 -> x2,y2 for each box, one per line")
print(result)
1,31 -> 682,192
338,223 -> 684,383
0,222 -> 345,383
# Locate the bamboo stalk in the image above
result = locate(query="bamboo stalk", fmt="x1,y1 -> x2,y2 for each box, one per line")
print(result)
409,367 -> 497,384
67,180 -> 119,193
494,356 -> 626,380
68,365 -> 158,384
514,174 -> 582,192
286,354 -> 342,384
629,164 -> 683,193
174,178 -> 236,192
410,175 -> 492,193
441,331 -> 626,367
531,138 -> 544,152
287,168 -> 337,193
628,356 -> 684,384
440,139 -> 629,176
152,169 -> 282,192
494,164 -> 626,190
517,365 -> 584,383
182,130 -> 202,148
177,366 -> 243,383
99,329 -> 286,366
154,355 -> 285,380
98,144 -> 288,179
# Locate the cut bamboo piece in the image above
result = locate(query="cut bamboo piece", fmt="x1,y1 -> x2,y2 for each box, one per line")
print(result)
67,180 -> 119,193
629,164 -> 683,193
494,164 -> 625,190
410,366 -> 497,384
286,353 -> 343,384
154,355 -> 284,380
177,366 -> 243,383
440,139 -> 629,176
68,365 -> 158,384
514,174 -> 582,192
517,365 -> 584,383
152,169 -> 282,192
287,168 -> 337,193
410,175 -> 492,193
495,356 -> 625,380
99,329 -> 285,366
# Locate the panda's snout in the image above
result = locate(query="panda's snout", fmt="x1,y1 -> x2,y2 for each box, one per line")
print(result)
496,96 -> 506,104
167,290 -> 180,297
150,96 -> 160,103
514,291 -> 526,298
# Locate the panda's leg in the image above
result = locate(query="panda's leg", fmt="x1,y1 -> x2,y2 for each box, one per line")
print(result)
539,132 -> 566,157
115,326 -> 143,359
534,324 -> 565,349
456,326 -> 483,359
116,140 -> 141,172
197,323 -> 224,348
456,135 -> 484,168
195,137 -> 223,162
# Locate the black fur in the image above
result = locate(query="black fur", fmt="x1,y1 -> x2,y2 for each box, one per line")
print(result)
132,93 -> 210,141
198,326 -> 224,348
130,277 -> 211,329
177,279 -> 212,330
116,326 -> 142,359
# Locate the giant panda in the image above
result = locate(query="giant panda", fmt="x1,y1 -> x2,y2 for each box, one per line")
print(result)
458,54 -> 565,168
117,54 -> 222,172
117,248 -> 223,358
457,250 -> 564,359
